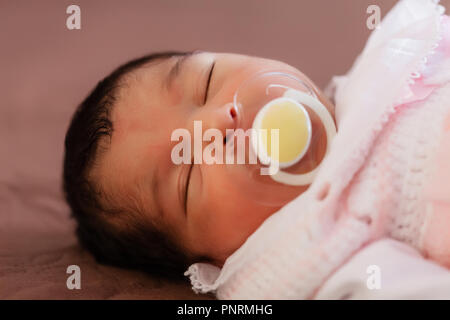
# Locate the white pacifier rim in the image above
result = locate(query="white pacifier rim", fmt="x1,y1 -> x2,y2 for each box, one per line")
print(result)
251,97 -> 312,170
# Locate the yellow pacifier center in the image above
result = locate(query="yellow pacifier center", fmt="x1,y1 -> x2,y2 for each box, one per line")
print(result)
255,97 -> 312,167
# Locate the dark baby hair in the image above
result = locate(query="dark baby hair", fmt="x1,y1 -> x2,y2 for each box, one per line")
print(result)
63,50 -> 199,280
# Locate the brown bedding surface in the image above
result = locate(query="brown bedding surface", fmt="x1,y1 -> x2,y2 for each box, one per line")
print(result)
1,0 -> 414,299
0,182 -> 204,299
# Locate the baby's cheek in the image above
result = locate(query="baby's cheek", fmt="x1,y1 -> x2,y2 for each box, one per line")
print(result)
190,163 -> 280,261
191,186 -> 272,261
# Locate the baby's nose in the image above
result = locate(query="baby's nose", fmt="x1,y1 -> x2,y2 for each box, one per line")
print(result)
199,102 -> 239,135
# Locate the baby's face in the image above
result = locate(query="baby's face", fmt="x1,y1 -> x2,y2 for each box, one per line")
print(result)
93,52 -> 335,266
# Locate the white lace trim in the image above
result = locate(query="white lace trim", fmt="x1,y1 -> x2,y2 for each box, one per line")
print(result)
184,263 -> 221,294
398,11 -> 446,104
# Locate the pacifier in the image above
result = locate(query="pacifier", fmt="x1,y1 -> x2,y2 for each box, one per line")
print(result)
224,71 -> 336,206
250,86 -> 337,186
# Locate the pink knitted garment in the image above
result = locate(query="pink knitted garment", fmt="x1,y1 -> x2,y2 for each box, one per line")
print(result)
185,0 -> 450,299
338,10 -> 450,260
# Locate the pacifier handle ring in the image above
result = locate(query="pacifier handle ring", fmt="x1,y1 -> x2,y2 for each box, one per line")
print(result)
270,89 -> 337,186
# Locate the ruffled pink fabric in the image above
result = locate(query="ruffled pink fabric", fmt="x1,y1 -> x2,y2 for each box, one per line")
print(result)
405,16 -> 450,104
338,12 -> 450,267
400,15 -> 450,267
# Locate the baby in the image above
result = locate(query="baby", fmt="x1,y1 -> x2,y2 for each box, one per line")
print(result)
63,50 -> 333,278
63,0 -> 450,298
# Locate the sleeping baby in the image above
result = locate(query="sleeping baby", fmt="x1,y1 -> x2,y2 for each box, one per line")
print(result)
63,0 -> 450,298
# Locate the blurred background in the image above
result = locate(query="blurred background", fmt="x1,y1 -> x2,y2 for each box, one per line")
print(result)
1,0 -> 446,299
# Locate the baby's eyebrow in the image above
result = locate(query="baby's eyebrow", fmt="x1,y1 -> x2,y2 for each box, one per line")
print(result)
164,51 -> 200,92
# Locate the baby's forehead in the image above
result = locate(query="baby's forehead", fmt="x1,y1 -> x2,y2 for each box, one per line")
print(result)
94,59 -> 177,221
115,59 -> 170,104
111,58 -> 175,124
89,135 -> 158,227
